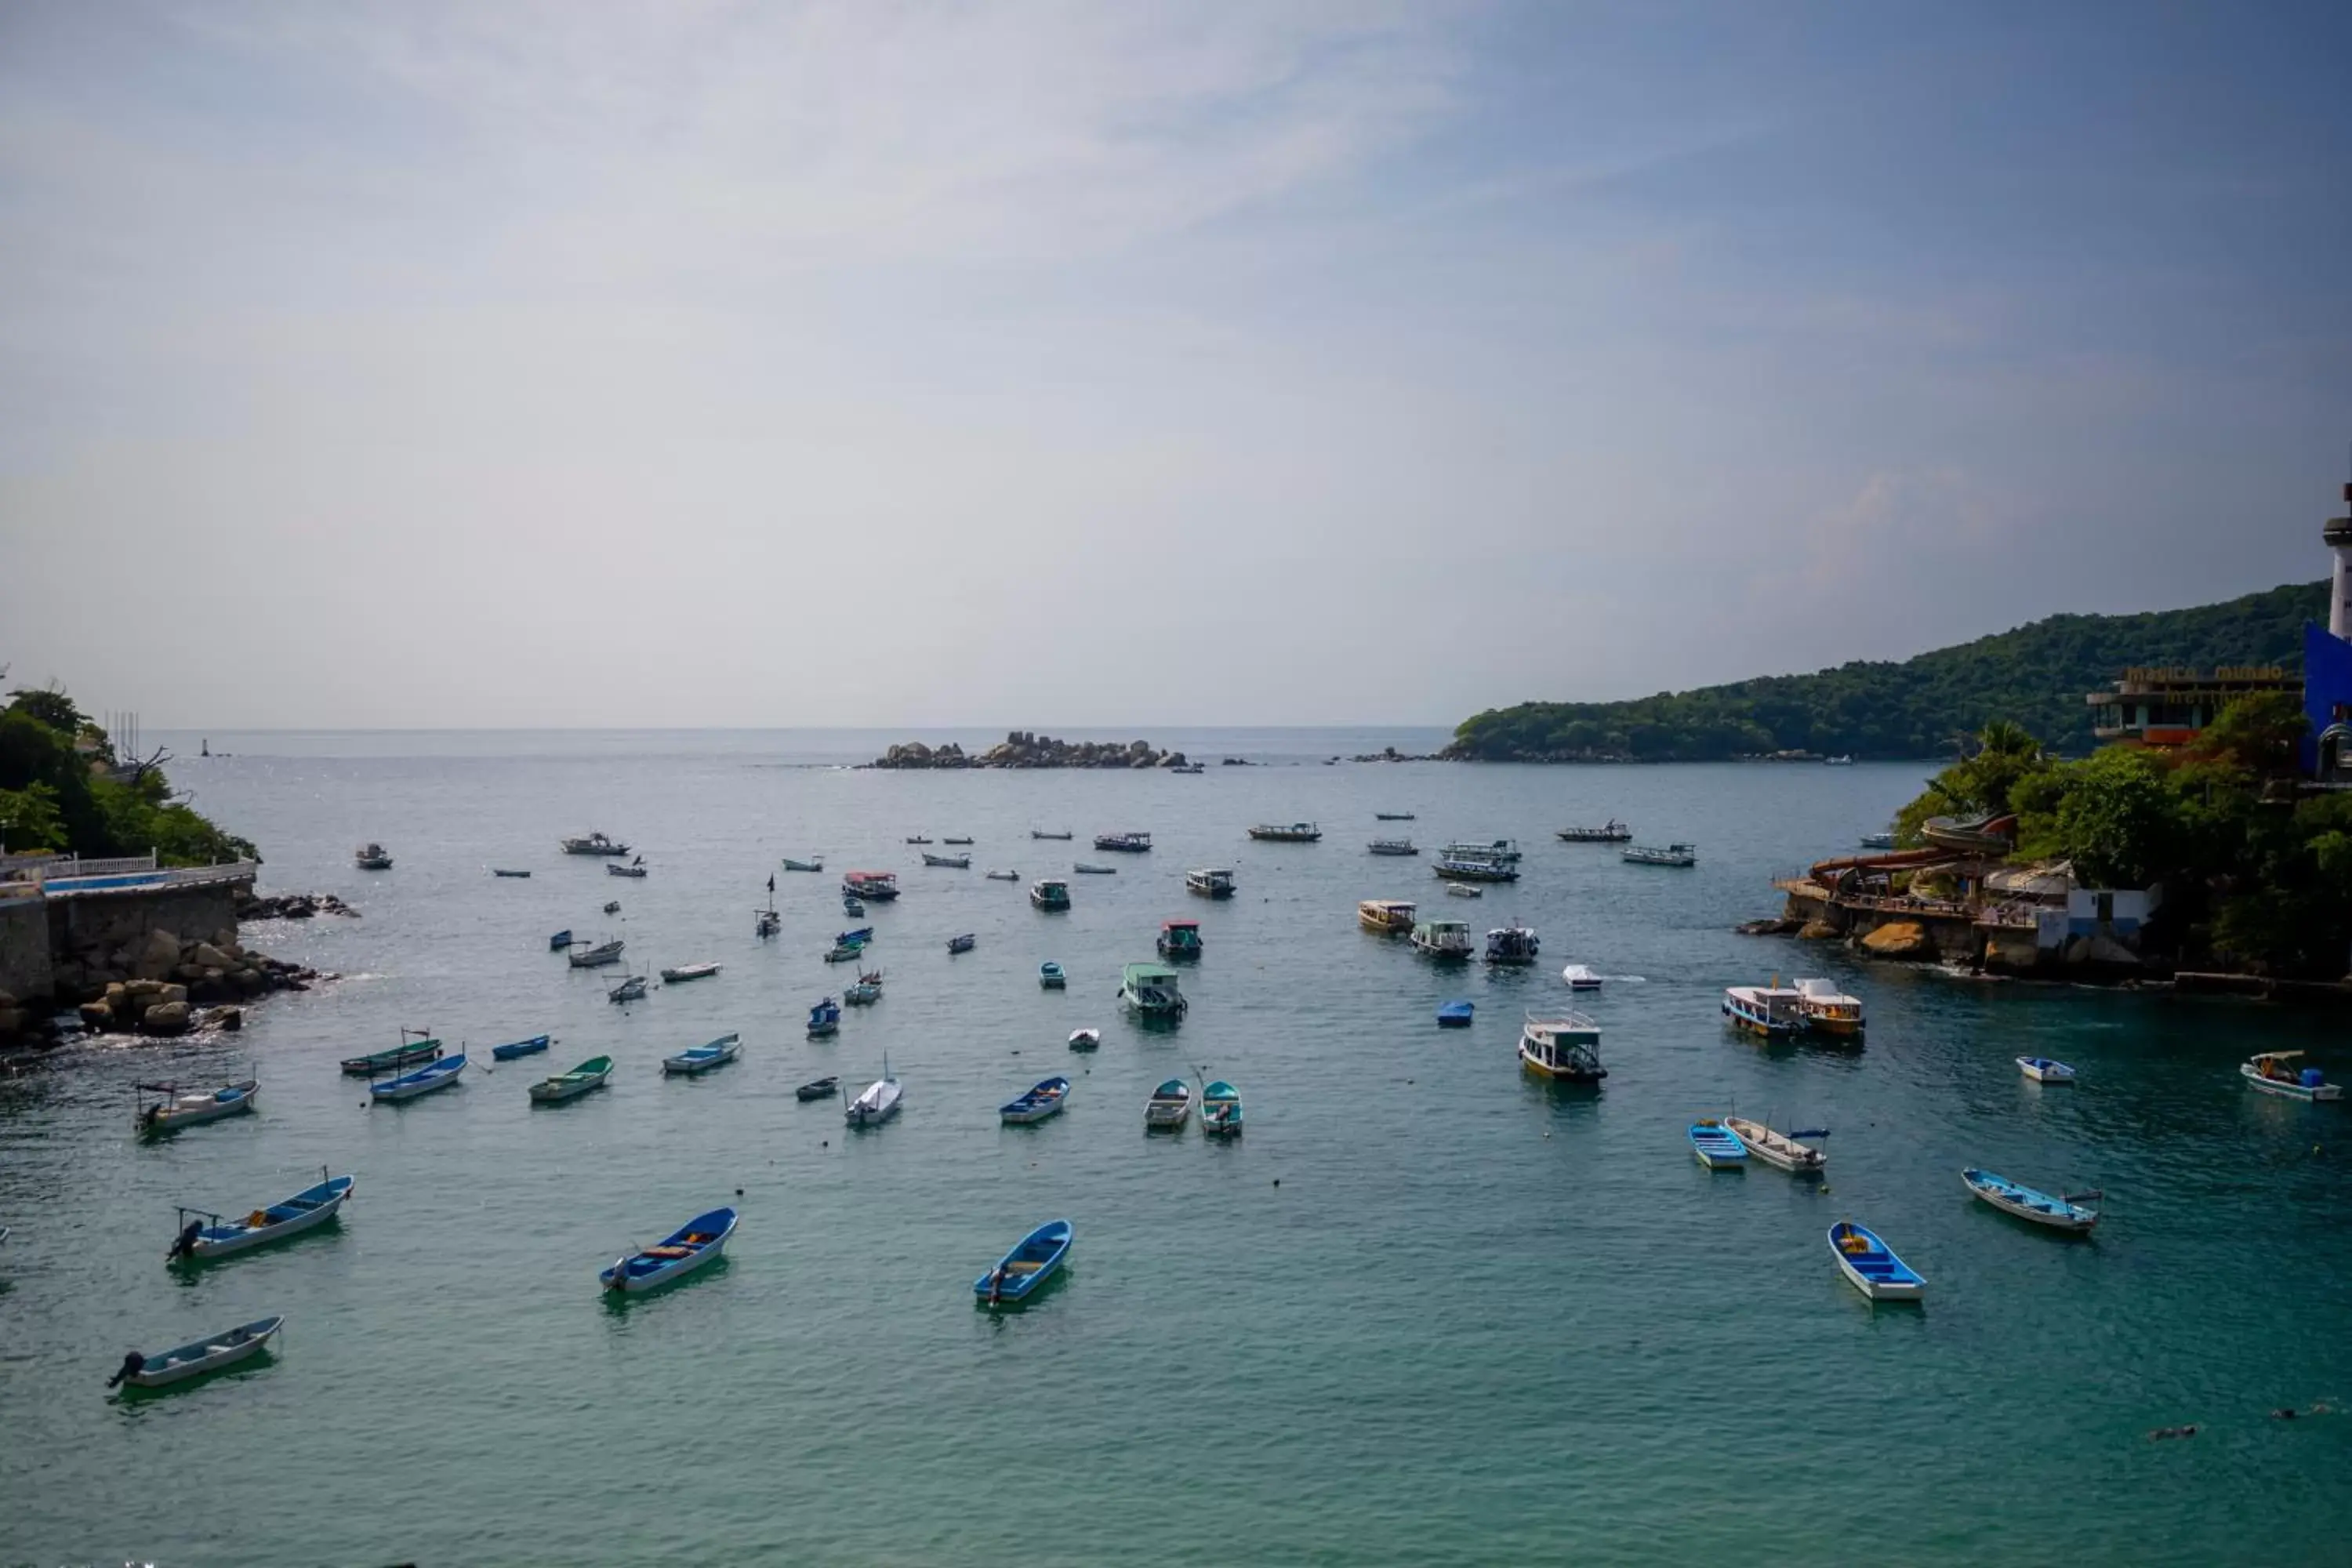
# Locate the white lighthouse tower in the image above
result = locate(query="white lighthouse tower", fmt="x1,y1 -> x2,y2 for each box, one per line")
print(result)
2331,470 -> 2352,639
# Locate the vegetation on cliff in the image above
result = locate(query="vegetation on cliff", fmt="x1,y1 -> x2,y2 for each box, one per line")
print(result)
1452,580 -> 2326,761
874,732 -> 1189,769
0,684 -> 257,864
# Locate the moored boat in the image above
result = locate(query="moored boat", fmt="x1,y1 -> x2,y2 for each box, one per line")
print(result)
1030,878 -> 1072,909
1367,838 -> 1418,856
561,832 -> 631,856
1375,811 -> 1417,821
1359,898 -> 1417,934
1519,1013 -> 1604,1081
607,973 -> 647,1004
1248,822 -> 1322,842
1623,842 -> 1697,867
488,1033 -> 552,1062
1156,920 -> 1203,960
528,1055 -> 614,1104
1000,1076 -> 1070,1125
663,1033 -> 742,1075
1793,977 -> 1864,1036
370,1055 -> 466,1103
781,855 -> 823,873
1828,1221 -> 1925,1301
796,1076 -> 840,1102
922,851 -> 971,869
943,836 -> 974,846
1441,838 -> 1522,864
841,870 -> 900,902
1073,862 -> 1117,875
1722,983 -> 1806,1037
1859,832 -> 1897,850
1119,962 -> 1188,1018
340,1029 -> 441,1075
1031,829 -> 1074,840
606,859 -> 648,878
985,869 -> 1019,880
354,842 -> 393,869
601,1208 -> 735,1294
844,969 -> 883,1005
1555,820 -> 1630,843
2018,1056 -> 2077,1084
1067,1027 -> 1101,1051
947,933 -> 977,954
1185,866 -> 1236,898
1039,961 -> 1066,989
1200,1079 -> 1243,1136
1444,882 -> 1483,898
169,1174 -> 354,1262
846,1062 -> 903,1126
1432,855 -> 1518,883
756,907 -> 781,938
659,962 -> 722,984
1560,964 -> 1601,991
138,1080 -> 260,1134
549,929 -> 575,950
1689,1120 -> 1748,1168
807,998 -> 840,1037
842,895 -> 866,916
1436,1000 -> 1475,1028
109,1316 -> 284,1389
975,1219 -> 1073,1305
1484,924 -> 1540,965
1145,1078 -> 1193,1129
1094,832 -> 1152,853
1962,1168 -> 2101,1232
568,938 -> 624,969
1724,1116 -> 1827,1174
1410,917 -> 1475,960
2242,1051 -> 2341,1101
492,867 -> 531,878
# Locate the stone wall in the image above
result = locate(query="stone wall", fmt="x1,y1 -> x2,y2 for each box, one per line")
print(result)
46,881 -> 245,993
0,895 -> 53,1007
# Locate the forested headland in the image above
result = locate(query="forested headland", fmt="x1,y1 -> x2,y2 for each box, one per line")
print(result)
0,683 -> 256,864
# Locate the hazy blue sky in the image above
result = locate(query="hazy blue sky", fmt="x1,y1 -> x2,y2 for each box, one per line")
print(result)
4,2 -> 2349,728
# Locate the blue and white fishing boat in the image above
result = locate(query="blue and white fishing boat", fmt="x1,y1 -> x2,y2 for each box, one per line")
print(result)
108,1316 -> 284,1390
847,1058 -> 903,1127
2017,1056 -> 2076,1084
844,969 -> 882,1006
136,1080 -> 260,1134
1000,1076 -> 1070,1125
1962,1168 -> 2101,1233
490,1033 -> 552,1062
548,929 -> 574,951
1039,961 -> 1067,989
370,1055 -> 466,1103
607,973 -> 647,1004
1689,1120 -> 1748,1168
974,1219 -> 1072,1305
1436,1000 -> 1475,1028
842,895 -> 866,917
601,1207 -> 736,1294
2241,1051 -> 2342,1101
808,997 -> 840,1037
663,1034 -> 741,1076
1201,1080 -> 1243,1136
168,1173 -> 354,1262
1828,1221 -> 1925,1301
838,926 -> 874,947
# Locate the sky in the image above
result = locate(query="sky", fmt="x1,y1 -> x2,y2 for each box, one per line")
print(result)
2,1 -> 2350,729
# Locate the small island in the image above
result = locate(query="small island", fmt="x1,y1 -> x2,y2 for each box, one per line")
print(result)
872,731 -> 1192,770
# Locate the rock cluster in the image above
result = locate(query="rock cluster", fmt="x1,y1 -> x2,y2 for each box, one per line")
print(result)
873,733 -> 1189,770
238,891 -> 359,920
55,926 -> 316,1038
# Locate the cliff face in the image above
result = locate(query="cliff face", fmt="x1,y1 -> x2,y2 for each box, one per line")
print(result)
873,732 -> 1188,769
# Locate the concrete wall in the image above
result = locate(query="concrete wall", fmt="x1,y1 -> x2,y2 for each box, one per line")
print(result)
45,882 -> 245,996
0,895 -> 53,1002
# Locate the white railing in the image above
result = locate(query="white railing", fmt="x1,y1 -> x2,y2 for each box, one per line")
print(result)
0,851 -> 160,882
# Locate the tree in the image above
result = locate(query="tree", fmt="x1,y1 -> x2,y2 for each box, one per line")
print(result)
2189,691 -> 2307,779
2044,747 -> 2179,887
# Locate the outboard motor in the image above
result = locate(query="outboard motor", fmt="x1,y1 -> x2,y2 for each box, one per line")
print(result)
107,1351 -> 145,1388
168,1218 -> 202,1261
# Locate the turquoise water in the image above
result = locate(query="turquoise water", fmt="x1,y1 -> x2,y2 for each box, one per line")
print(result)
4,732 -> 2348,1566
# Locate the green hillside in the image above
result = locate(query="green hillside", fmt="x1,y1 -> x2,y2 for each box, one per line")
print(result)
1450,581 -> 2328,762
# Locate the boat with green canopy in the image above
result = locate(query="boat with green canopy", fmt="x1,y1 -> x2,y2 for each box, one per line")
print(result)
529,1055 -> 615,1105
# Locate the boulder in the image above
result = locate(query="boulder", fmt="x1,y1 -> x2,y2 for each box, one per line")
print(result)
158,983 -> 188,1007
230,967 -> 267,996
1860,920 -> 1933,959
1799,920 -> 1842,941
135,928 -> 182,981
201,1007 -> 243,1033
140,1000 -> 191,1036
78,1000 -> 113,1031
123,978 -> 164,999
0,989 -> 13,1011
191,942 -> 235,971
0,1007 -> 23,1038
212,927 -> 239,953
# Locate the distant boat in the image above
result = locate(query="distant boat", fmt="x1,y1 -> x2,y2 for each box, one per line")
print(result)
1440,838 -> 1521,863
136,1080 -> 260,1134
1248,822 -> 1322,842
354,842 -> 393,870
1555,820 -> 1630,843
906,835 -> 933,845
1484,924 -> 1540,965
1519,1013 -> 1604,1081
1031,878 -> 1072,909
1622,842 -> 1697,867
1375,811 -> 1416,821
1039,961 -> 1066,989
795,1076 -> 840,1102
1828,1221 -> 1924,1301
808,997 -> 840,1036
1432,855 -> 1516,883
663,1034 -> 741,1076
844,969 -> 882,1006
841,871 -> 900,902
606,859 -> 648,878
659,963 -> 721,984
985,869 -> 1019,880
568,938 -> 624,969
756,907 -> 781,939
603,900 -> 621,914
1689,1120 -> 1748,1169
1793,977 -> 1864,1036
1443,882 -> 1483,898
1859,832 -> 1897,850
1962,1168 -> 2101,1233
1032,829 -> 1074,840
1359,899 -> 1417,934
370,1055 -> 466,1103
1000,1076 -> 1070,1125
1185,867 -> 1236,898
1073,862 -> 1117,875
1722,984 -> 1805,1037
1724,1116 -> 1827,1174
1367,838 -> 1418,856
1067,1027 -> 1101,1051
601,1207 -> 735,1294
842,896 -> 866,917
1094,832 -> 1152,853
1200,1080 -> 1243,1137
1560,964 -> 1602,992
781,855 -> 823,873
1824,755 -> 1856,766
2242,1051 -> 2341,1101
168,1174 -> 353,1262
922,851 -> 971,869
1120,963 -> 1188,1018
549,930 -> 575,951
823,940 -> 864,964
1436,1000 -> 1474,1029
1145,1078 -> 1193,1129
607,974 -> 646,1004
529,1055 -> 614,1104
492,867 -> 531,878
561,833 -> 631,856
1156,920 -> 1202,960
974,1219 -> 1072,1306
109,1316 -> 283,1390
1410,918 -> 1475,960
2018,1056 -> 2076,1084
489,1033 -> 552,1062
340,1030 -> 441,1076
846,1062 -> 903,1127
947,933 -> 976,954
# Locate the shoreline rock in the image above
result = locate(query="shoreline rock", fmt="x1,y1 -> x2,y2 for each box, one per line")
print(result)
237,891 -> 360,920
870,732 -> 1190,770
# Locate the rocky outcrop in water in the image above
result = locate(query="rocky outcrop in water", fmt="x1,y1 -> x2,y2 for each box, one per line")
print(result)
51,923 -> 319,1037
873,732 -> 1188,770
237,891 -> 359,920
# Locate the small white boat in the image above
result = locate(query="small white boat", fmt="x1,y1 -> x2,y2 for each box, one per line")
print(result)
1828,1221 -> 1924,1301
847,1064 -> 904,1127
663,1034 -> 741,1076
1443,882 -> 1483,898
2017,1056 -> 2076,1084
1185,867 -> 1236,898
601,1208 -> 736,1294
369,1055 -> 466,1102
1793,977 -> 1865,1037
985,869 -> 1019,881
109,1316 -> 284,1390
1067,1028 -> 1101,1051
1145,1078 -> 1193,1129
921,851 -> 971,869
1724,1116 -> 1827,1174
2241,1051 -> 2341,1101
1962,1168 -> 2101,1232
136,1080 -> 259,1134
1560,964 -> 1602,991
1623,842 -> 1697,867
659,962 -> 722,984
1073,862 -> 1117,875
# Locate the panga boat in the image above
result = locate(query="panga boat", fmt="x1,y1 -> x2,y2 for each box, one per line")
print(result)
1962,1168 -> 2100,1232
169,1173 -> 353,1261
529,1055 -> 614,1104
1436,1000 -> 1475,1028
492,867 -> 531,878
1201,1080 -> 1243,1136
1724,1117 -> 1827,1174
109,1316 -> 283,1390
1519,1013 -> 1604,1081
1145,1078 -> 1193,1128
975,1219 -> 1072,1305
605,859 -> 648,878
568,938 -> 624,969
846,1065 -> 903,1126
1560,964 -> 1601,991
660,962 -> 721,984
841,896 -> 866,917
2018,1056 -> 2077,1084
1367,838 -> 1418,856
486,1033 -> 550,1062
1185,866 -> 1236,898
341,1030 -> 441,1075
781,855 -> 823,873
1623,842 -> 1697,867
1358,899 -> 1417,934
1444,882 -> 1483,898
795,1076 -> 839,1102
1094,832 -> 1152,852
922,851 -> 971,869
1793,977 -> 1864,1036
663,1033 -> 741,1076
824,940 -> 864,964
1410,918 -> 1475,960
1485,924 -> 1540,965
601,1208 -> 735,1294
1248,822 -> 1322,842
841,870 -> 899,902
2241,1051 -> 2341,1102
1031,829 -> 1074,840
138,1080 -> 260,1134
354,842 -> 393,869
1000,1076 -> 1070,1125
1376,811 -> 1417,821
549,929 -> 575,950
1073,862 -> 1117,875
947,933 -> 977,954
808,998 -> 840,1037
1722,984 -> 1806,1037
1119,962 -> 1188,1018
1156,920 -> 1203,960
561,832 -> 630,856
1030,878 -> 1072,910
1689,1120 -> 1748,1168
370,1055 -> 466,1103
1067,1027 -> 1101,1051
1432,855 -> 1518,883
608,974 -> 648,1004
986,869 -> 1019,881
1556,820 -> 1630,842
1039,961 -> 1067,989
1828,1221 -> 1925,1301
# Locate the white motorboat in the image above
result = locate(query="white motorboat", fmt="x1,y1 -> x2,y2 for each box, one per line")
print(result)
1962,1168 -> 2101,1232
1185,867 -> 1236,897
1560,964 -> 1602,991
1067,1028 -> 1102,1051
2017,1056 -> 2077,1084
1443,882 -> 1483,898
2241,1051 -> 2342,1101
659,962 -> 722,984
847,1065 -> 904,1127
1724,1116 -> 1827,1174
109,1316 -> 284,1389
985,869 -> 1019,880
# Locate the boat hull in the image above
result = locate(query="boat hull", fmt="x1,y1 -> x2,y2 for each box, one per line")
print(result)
371,1058 -> 466,1102
489,1035 -> 551,1062
1962,1169 -> 2097,1232
121,1316 -> 284,1388
1828,1222 -> 1924,1301
2241,1063 -> 2341,1100
601,1209 -> 736,1294
183,1178 -> 354,1259
974,1221 -> 1073,1305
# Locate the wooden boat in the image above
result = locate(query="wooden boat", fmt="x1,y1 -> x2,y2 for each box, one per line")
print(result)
137,1080 -> 259,1134
1828,1221 -> 1924,1301
606,860 -> 648,878
1000,1076 -> 1070,1125
985,869 -> 1018,880
529,1055 -> 614,1104
1722,984 -> 1805,1037
1436,1000 -> 1474,1028
1410,918 -> 1474,959
607,974 -> 647,1004
354,842 -> 393,869
370,1055 -> 466,1102
1030,878 -> 1072,909
1444,882 -> 1483,898
922,851 -> 971,869
795,1076 -> 840,1102
1432,855 -> 1518,883
1248,822 -> 1322,842
1031,829 -> 1074,840
1623,842 -> 1697,867
169,1174 -> 353,1261
659,962 -> 722,984
1145,1078 -> 1193,1129
974,1219 -> 1072,1305
1156,920 -> 1202,959
1484,924 -> 1540,965
781,855 -> 823,873
1119,962 -> 1188,1018
1039,961 -> 1066,989
1185,867 -> 1236,898
1201,1080 -> 1243,1136
492,867 -> 531,878
846,1063 -> 903,1126
601,1207 -> 735,1294
1689,1120 -> 1748,1168
1793,977 -> 1864,1036
109,1316 -> 283,1389
841,896 -> 866,917
340,1031 -> 441,1075
1067,1028 -> 1101,1051
824,941 -> 864,963
1073,862 -> 1117,875
1094,832 -> 1152,853
1367,838 -> 1418,856
663,1033 -> 741,1076
841,870 -> 900,902
906,835 -> 932,845
844,971 -> 882,1005
1724,1116 -> 1827,1174
1519,1014 -> 1604,1081
1359,899 -> 1417,934
1375,811 -> 1417,821
549,929 -> 575,951
1556,819 -> 1630,842
568,938 -> 624,969
2241,1051 -> 2341,1101
489,1033 -> 551,1062
947,933 -> 977,954
1962,1168 -> 2101,1232
808,998 -> 840,1036
561,832 -> 631,856
1560,964 -> 1602,992
2017,1056 -> 2077,1083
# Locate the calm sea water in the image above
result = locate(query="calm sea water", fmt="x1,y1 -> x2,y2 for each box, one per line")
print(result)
3,730 -> 2347,1566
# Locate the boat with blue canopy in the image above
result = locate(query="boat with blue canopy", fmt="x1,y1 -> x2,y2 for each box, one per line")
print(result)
490,1033 -> 552,1062
1688,1120 -> 1747,1168
169,1172 -> 354,1262
1039,961 -> 1066,989
601,1207 -> 736,1294
1436,1000 -> 1474,1028
1000,1076 -> 1070,1124
1828,1220 -> 1924,1301
1201,1080 -> 1243,1136
1962,1167 -> 2101,1232
808,997 -> 841,1036
370,1055 -> 466,1103
974,1219 -> 1072,1306
663,1034 -> 741,1076
548,930 -> 574,951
